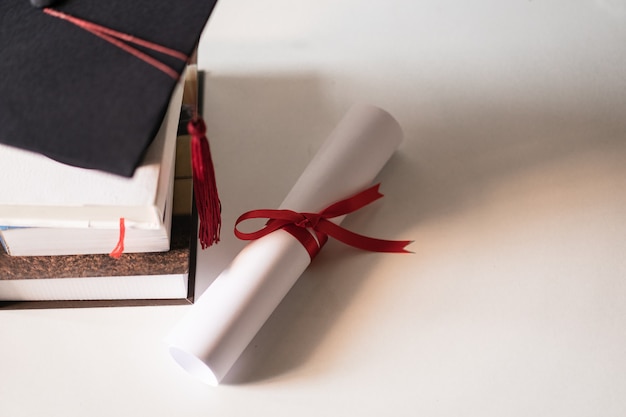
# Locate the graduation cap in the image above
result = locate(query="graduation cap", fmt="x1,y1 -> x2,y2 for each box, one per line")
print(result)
0,0 -> 221,247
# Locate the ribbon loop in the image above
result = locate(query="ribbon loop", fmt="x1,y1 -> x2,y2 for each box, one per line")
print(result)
234,184 -> 412,260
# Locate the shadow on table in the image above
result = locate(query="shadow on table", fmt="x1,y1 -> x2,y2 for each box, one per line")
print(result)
201,69 -> 626,385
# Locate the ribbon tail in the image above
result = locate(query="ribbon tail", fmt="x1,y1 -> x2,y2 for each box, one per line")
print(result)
318,220 -> 412,253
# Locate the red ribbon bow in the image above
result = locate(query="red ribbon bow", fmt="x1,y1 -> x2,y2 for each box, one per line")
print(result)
234,184 -> 412,260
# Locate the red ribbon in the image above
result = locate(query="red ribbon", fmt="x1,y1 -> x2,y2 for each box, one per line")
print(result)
109,217 -> 125,259
235,184 -> 412,260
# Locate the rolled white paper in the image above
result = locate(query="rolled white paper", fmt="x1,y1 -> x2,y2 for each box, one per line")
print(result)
167,104 -> 403,385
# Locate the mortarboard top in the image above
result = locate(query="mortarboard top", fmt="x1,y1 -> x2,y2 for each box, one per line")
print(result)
0,0 -> 218,177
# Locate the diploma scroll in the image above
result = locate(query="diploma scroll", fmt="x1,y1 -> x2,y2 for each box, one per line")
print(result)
167,104 -> 404,385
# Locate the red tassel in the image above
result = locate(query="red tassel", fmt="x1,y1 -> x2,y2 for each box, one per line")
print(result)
188,116 -> 221,249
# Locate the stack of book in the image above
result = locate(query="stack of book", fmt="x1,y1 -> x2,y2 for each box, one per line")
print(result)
0,68 -> 202,309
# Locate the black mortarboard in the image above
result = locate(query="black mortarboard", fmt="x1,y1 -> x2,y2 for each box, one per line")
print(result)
0,0 -> 218,177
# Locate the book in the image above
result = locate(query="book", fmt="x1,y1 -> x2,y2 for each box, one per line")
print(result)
0,70 -> 204,309
0,210 -> 197,309
0,70 -> 187,256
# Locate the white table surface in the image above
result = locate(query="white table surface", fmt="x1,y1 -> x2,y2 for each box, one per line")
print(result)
2,1 -> 626,415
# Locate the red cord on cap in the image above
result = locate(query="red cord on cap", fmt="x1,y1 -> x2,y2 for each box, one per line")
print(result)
43,8 -> 188,79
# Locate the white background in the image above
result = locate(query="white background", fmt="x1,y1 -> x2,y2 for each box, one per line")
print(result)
2,0 -> 626,415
